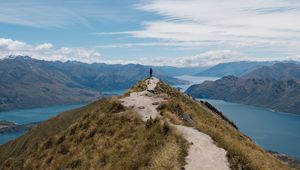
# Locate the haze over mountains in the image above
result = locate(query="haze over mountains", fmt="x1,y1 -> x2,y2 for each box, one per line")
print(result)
187,62 -> 300,114
0,56 -> 188,111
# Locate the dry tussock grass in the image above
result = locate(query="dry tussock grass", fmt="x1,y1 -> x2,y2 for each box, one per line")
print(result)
0,80 -> 294,170
1,98 -> 188,170
155,81 -> 292,170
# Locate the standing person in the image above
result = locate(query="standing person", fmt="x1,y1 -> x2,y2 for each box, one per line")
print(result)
150,68 -> 153,77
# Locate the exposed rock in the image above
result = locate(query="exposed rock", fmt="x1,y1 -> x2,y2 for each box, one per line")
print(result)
175,125 -> 230,170
152,102 -> 159,105
180,112 -> 193,124
269,151 -> 300,169
121,77 -> 231,170
138,106 -> 145,109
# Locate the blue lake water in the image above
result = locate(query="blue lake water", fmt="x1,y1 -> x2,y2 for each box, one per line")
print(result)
201,99 -> 300,159
173,75 -> 219,91
1,75 -> 300,160
176,75 -> 300,159
0,88 -> 127,145
102,89 -> 127,96
0,103 -> 85,144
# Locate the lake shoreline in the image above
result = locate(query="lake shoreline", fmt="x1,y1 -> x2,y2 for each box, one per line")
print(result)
173,75 -> 300,159
200,98 -> 300,159
0,120 -> 39,134
198,98 -> 300,117
0,103 -> 86,144
1,76 -> 300,160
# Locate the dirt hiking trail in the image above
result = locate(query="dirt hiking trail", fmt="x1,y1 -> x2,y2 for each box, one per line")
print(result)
120,77 -> 231,170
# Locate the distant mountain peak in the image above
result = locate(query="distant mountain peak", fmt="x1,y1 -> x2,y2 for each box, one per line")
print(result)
0,58 -> 188,110
195,61 -> 276,77
187,62 -> 300,115
4,55 -> 33,60
222,75 -> 238,80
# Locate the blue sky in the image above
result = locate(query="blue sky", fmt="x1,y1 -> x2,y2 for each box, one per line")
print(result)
1,0 -> 300,67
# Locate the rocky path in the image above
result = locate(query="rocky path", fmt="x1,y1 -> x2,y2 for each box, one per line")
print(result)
120,77 -> 231,170
120,77 -> 163,121
175,125 -> 230,170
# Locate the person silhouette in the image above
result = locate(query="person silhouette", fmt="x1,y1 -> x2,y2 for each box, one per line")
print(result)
150,68 -> 153,77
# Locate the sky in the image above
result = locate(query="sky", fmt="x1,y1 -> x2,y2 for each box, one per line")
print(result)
1,0 -> 300,67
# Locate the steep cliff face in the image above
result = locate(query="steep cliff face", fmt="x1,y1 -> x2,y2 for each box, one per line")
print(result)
0,78 -> 291,170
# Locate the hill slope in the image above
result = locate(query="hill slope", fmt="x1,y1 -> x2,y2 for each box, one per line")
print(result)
0,56 -> 187,110
0,56 -> 100,110
242,63 -> 300,81
186,63 -> 300,114
0,78 -> 290,169
195,61 -> 274,77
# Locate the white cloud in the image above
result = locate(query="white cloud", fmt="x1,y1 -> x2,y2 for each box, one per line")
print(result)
35,43 -> 53,51
1,38 -> 299,67
0,1 -> 126,28
0,38 -> 102,63
95,41 -> 217,49
136,50 -> 254,67
95,0 -> 300,55
100,50 -> 300,67
135,0 -> 300,42
1,38 -> 279,67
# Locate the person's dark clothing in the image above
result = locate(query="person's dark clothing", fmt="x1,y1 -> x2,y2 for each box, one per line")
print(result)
150,68 -> 153,77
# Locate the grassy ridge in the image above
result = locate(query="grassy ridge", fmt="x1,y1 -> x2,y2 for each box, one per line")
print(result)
0,98 -> 188,169
155,81 -> 292,170
0,78 -> 293,169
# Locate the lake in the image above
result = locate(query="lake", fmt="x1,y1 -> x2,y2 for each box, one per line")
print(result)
173,75 -> 219,91
0,103 -> 85,144
1,75 -> 300,160
176,75 -> 300,159
0,88 -> 129,145
0,87 -> 130,145
202,99 -> 300,159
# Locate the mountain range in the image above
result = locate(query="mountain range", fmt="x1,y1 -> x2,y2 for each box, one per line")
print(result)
0,78 -> 291,169
195,61 -> 275,77
0,56 -> 188,111
155,66 -> 207,76
186,62 -> 300,114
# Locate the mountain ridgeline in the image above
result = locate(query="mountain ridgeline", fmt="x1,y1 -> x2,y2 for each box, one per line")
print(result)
187,62 -> 300,114
0,78 -> 291,169
0,56 -> 188,111
195,61 -> 275,77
